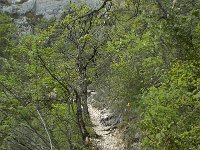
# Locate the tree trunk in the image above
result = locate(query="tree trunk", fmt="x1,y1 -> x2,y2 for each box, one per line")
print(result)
80,67 -> 90,117
77,46 -> 90,118
74,90 -> 89,145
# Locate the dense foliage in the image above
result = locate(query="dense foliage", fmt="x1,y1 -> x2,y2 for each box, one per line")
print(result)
0,0 -> 200,150
102,0 -> 200,149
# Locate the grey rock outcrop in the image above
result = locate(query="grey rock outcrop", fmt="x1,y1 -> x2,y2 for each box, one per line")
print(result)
2,0 -> 35,15
100,112 -> 121,127
1,0 -> 100,19
0,0 -> 100,35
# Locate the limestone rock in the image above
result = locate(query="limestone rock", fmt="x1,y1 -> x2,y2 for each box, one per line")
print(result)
0,0 -> 100,35
0,0 -> 100,19
1,0 -> 35,16
100,111 -> 121,127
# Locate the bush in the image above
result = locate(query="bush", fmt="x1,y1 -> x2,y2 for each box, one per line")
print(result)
140,61 -> 200,150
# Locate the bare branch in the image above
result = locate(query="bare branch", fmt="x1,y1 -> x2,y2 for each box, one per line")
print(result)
172,0 -> 177,9
36,107 -> 53,150
37,55 -> 71,95
85,45 -> 99,68
66,0 -> 112,23
155,0 -> 169,19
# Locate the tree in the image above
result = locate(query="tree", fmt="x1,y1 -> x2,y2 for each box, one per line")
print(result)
140,61 -> 200,150
98,0 -> 200,149
0,13 -> 15,52
0,1 -> 111,149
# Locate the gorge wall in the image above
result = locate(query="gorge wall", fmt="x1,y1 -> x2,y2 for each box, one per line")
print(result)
0,0 -> 100,34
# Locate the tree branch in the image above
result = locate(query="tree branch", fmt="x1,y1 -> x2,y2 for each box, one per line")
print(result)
77,0 -> 112,20
155,0 -> 169,19
35,107 -> 53,150
37,55 -> 71,95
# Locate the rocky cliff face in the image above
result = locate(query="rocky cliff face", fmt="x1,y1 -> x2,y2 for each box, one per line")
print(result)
1,0 -> 100,19
0,0 -> 100,34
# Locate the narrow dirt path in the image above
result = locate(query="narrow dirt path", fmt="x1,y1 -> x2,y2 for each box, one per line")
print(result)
88,92 -> 125,150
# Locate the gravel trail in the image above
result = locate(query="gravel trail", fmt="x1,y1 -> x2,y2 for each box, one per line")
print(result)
88,93 -> 125,150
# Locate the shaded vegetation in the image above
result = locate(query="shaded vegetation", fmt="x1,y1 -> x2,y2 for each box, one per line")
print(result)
0,0 -> 200,149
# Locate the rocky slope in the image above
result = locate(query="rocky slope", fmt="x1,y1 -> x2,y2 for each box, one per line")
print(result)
0,0 -> 100,34
88,91 -> 125,150
1,0 -> 100,19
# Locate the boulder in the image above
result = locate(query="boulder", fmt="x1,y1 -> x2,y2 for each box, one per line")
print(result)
100,112 -> 122,127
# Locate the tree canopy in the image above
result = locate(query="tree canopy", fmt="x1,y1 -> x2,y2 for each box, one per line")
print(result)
0,0 -> 200,149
